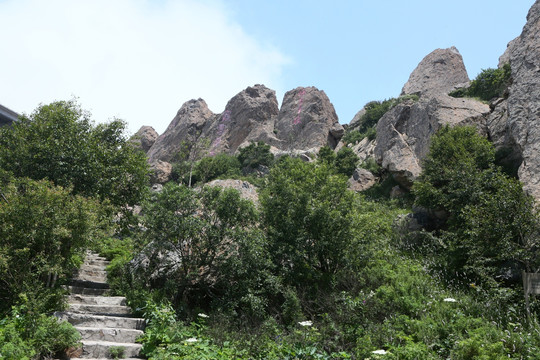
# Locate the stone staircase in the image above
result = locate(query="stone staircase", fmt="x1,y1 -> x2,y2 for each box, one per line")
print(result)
56,251 -> 145,359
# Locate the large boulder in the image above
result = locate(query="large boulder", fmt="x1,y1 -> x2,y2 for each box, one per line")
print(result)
500,0 -> 540,200
149,160 -> 172,184
401,47 -> 470,96
272,86 -> 344,152
204,84 -> 279,155
130,126 -> 158,153
374,94 -> 490,187
147,99 -> 215,163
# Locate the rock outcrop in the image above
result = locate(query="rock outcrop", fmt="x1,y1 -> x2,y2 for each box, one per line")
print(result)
130,126 -> 158,153
148,99 -> 214,164
375,94 -> 490,186
497,0 -> 540,199
370,47 -> 490,187
205,179 -> 259,203
348,168 -> 376,192
401,46 -> 470,96
144,85 -> 344,182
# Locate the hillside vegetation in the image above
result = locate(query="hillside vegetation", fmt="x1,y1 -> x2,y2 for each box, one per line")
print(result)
1,100 -> 540,359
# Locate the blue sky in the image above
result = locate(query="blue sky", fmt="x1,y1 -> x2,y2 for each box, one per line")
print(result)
0,0 -> 534,134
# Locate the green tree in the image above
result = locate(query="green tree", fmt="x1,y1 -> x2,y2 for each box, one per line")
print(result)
139,184 -> 260,309
0,178 -> 101,314
0,100 -> 149,208
335,147 -> 359,176
260,157 -> 357,286
194,153 -> 241,184
413,125 -> 540,284
316,146 -> 336,166
237,141 -> 274,170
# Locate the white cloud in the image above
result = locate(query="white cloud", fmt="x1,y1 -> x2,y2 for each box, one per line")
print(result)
0,0 -> 289,134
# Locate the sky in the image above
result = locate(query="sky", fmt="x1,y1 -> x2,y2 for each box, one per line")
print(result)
0,0 -> 535,135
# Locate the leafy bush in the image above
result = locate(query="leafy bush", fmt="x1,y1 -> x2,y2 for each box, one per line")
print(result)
194,153 -> 241,184
413,125 -> 540,285
0,177 -> 100,314
0,100 -> 149,208
449,64 -> 511,101
237,141 -> 274,170
0,302 -> 81,359
260,157 -> 357,287
335,147 -> 359,176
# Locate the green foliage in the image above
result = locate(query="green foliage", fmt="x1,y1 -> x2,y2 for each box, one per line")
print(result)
316,146 -> 336,166
137,184 -> 260,310
237,141 -> 274,170
0,177 -> 100,314
335,147 -> 359,176
316,146 -> 359,177
0,99 -> 149,208
0,302 -> 81,359
449,64 -> 512,101
413,125 -> 540,284
109,345 -> 126,359
260,157 -> 357,286
343,95 -> 418,145
194,153 -> 241,184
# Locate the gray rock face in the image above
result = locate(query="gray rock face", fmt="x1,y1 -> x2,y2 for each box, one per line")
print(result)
401,47 -> 470,96
148,98 -> 215,164
374,94 -> 490,187
348,168 -> 376,192
502,0 -> 540,199
150,160 -> 172,184
272,87 -> 344,152
205,84 -> 279,155
146,85 -> 344,175
130,125 -> 158,153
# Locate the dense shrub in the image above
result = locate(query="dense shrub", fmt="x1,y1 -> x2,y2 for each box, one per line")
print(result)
413,125 -> 540,285
0,177 -> 100,314
193,153 -> 241,184
335,147 -> 359,176
237,141 -> 274,170
0,100 -> 149,208
449,63 -> 512,101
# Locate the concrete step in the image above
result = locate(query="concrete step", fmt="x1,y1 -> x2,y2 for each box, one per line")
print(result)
74,274 -> 108,283
77,327 -> 144,343
68,304 -> 132,316
77,268 -> 108,277
66,285 -> 110,296
55,312 -> 145,330
81,340 -> 142,358
86,259 -> 110,267
70,279 -> 110,289
68,295 -> 127,306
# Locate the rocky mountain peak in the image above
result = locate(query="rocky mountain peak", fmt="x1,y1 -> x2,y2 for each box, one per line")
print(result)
401,46 -> 470,96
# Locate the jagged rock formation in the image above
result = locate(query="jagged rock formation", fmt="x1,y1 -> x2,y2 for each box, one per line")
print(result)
55,251 -> 144,358
372,47 -> 490,187
491,0 -> 540,199
144,84 -> 344,183
147,98 -> 215,164
401,46 -> 470,96
130,126 -> 158,153
375,93 -> 490,186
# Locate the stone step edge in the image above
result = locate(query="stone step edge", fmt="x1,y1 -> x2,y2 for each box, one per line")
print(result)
55,311 -> 146,329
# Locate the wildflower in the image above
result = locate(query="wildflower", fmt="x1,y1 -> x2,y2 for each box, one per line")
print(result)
372,349 -> 387,355
298,320 -> 313,327
185,337 -> 198,343
443,298 -> 457,302
198,313 -> 209,318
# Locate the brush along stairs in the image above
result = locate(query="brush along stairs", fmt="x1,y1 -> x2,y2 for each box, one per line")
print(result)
55,251 -> 144,358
